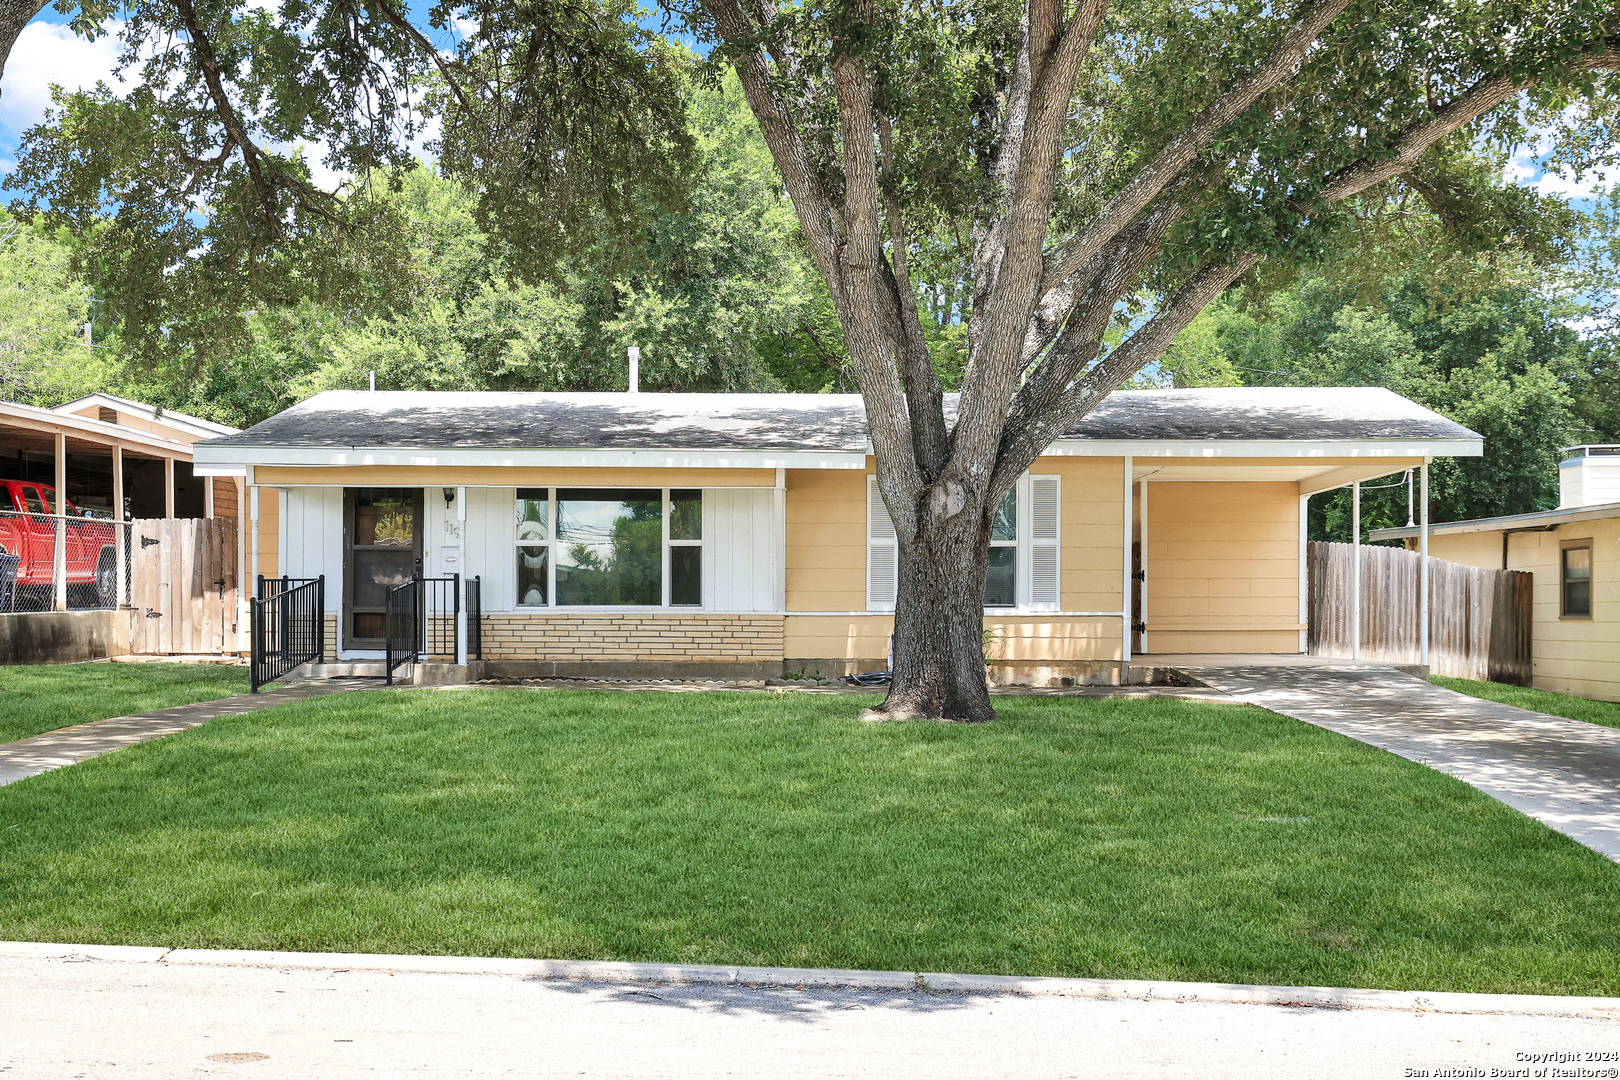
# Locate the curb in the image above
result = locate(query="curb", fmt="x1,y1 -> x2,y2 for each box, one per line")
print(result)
3,941 -> 1619,1018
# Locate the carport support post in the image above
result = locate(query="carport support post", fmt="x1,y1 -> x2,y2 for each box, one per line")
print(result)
1121,455 -> 1133,663
1420,460 -> 1430,668
113,445 -> 126,607
163,457 -> 175,519
1350,481 -> 1361,660
249,485 -> 260,591
53,432 -> 67,611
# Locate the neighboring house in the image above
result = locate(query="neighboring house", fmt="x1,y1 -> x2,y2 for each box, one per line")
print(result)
1372,446 -> 1620,703
193,387 -> 1480,682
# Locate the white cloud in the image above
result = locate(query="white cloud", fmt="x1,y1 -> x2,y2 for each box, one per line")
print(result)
0,20 -> 128,136
1504,144 -> 1610,203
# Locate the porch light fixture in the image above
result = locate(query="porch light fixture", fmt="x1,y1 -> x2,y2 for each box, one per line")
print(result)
443,487 -> 455,508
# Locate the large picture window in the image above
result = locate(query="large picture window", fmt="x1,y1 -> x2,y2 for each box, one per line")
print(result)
866,474 -> 1059,612
1563,540 -> 1593,618
515,488 -> 703,607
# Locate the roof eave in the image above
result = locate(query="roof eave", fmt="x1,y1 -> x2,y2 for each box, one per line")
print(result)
1369,500 -> 1620,540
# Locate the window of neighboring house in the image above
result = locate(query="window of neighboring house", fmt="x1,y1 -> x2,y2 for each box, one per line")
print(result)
866,475 -> 1060,612
514,488 -> 703,607
1563,540 -> 1593,618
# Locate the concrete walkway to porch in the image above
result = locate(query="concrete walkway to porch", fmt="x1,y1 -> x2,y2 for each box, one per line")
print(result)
0,678 -> 382,787
1168,661 -> 1620,862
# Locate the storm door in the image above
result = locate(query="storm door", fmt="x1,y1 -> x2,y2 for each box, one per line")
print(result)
343,488 -> 422,650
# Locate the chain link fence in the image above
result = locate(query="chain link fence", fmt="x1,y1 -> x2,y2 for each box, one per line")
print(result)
0,508 -> 132,613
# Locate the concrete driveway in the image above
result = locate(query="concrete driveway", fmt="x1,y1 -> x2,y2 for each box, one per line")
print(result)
2,946 -> 1618,1079
1177,664 -> 1620,862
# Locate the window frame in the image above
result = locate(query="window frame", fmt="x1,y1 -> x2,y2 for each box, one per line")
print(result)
865,473 -> 1061,614
514,487 -> 705,610
1562,538 -> 1593,619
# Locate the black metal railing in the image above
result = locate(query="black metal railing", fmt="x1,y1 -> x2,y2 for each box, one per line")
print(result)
250,575 -> 324,692
384,578 -> 419,685
418,575 -> 460,658
467,575 -> 482,661
257,575 -> 322,599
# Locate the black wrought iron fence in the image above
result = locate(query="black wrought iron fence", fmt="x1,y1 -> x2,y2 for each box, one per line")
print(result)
250,575 -> 324,692
384,578 -> 419,685
467,575 -> 482,661
418,575 -> 460,658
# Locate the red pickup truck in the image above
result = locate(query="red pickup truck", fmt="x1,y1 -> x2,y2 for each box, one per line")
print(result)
0,480 -> 119,607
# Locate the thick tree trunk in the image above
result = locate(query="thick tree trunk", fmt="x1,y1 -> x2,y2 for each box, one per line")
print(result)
0,0 -> 46,85
868,499 -> 997,723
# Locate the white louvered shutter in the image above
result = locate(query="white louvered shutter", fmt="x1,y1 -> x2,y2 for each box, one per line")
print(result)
1030,475 -> 1060,607
867,477 -> 897,609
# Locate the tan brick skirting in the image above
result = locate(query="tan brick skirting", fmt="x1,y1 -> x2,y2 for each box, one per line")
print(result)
479,613 -> 785,663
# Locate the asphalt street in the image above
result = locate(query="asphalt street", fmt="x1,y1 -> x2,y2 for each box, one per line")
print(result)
2,953 -> 1617,1079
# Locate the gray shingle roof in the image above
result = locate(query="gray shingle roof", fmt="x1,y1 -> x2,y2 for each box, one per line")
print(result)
201,386 -> 1478,452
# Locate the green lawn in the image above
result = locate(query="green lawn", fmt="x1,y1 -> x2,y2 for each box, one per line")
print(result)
1431,675 -> 1620,730
0,662 -> 250,745
2,687 -> 1618,995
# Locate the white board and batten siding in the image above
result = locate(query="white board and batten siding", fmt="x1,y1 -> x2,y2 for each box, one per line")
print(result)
277,487 -> 343,613
866,473 -> 1060,611
702,487 -> 777,611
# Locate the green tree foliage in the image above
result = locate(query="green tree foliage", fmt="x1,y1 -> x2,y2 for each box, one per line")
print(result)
101,74 -> 835,427
0,215 -> 109,405
1162,270 -> 1610,538
8,0 -> 696,373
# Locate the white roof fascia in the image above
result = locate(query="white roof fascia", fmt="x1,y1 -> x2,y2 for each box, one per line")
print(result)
1369,501 -> 1620,540
1045,438 -> 1482,459
51,392 -> 238,437
193,445 -> 871,471
191,462 -> 248,477
0,400 -> 192,456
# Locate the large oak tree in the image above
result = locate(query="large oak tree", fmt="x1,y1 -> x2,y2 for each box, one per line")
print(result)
673,0 -> 1619,720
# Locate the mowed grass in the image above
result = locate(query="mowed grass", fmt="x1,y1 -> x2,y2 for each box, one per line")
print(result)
1431,675 -> 1620,730
2,688 -> 1618,995
0,662 -> 249,744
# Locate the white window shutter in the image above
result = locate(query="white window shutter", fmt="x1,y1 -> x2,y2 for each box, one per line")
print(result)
868,477 -> 896,608
1030,475 -> 1060,607
868,479 -> 895,540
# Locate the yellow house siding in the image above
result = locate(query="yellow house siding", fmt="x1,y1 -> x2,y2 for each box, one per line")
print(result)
256,488 -> 280,578
781,614 -> 1126,668
1145,480 -> 1302,654
1032,457 -> 1126,614
785,467 -> 867,612
783,614 -> 892,665
1431,519 -> 1620,701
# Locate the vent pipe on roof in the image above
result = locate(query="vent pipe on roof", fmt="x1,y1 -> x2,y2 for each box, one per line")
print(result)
368,370 -> 375,392
627,346 -> 640,393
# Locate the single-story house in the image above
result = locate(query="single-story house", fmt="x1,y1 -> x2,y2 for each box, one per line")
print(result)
1372,445 -> 1620,702
192,387 -> 1481,682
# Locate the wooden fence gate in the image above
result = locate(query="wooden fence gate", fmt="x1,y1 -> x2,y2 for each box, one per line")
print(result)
131,517 -> 240,655
1306,541 -> 1532,684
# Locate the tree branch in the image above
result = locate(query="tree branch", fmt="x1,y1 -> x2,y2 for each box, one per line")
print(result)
1037,0 -> 1355,302
171,0 -> 284,236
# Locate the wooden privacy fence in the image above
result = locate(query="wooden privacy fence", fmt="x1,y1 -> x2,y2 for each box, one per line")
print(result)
1307,541 -> 1532,684
130,517 -> 239,655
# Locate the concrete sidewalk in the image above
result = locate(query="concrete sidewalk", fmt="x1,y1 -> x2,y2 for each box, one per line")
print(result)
0,678 -> 382,786
2,943 -> 1616,1079
1180,664 -> 1620,862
